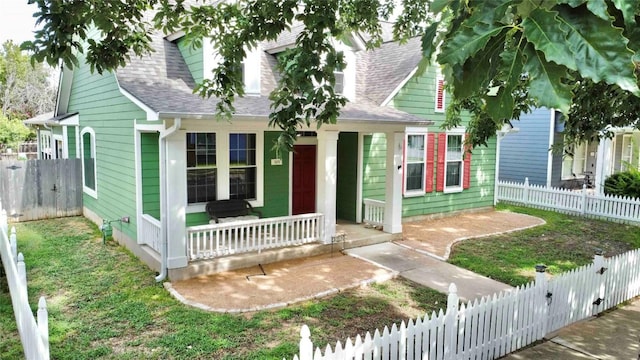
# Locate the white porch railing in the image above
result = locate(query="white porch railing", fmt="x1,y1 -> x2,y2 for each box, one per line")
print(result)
139,214 -> 162,253
0,207 -> 50,360
186,213 -> 324,261
290,248 -> 640,360
497,178 -> 640,224
363,198 -> 385,227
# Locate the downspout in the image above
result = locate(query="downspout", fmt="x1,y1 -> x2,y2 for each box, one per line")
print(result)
155,117 -> 181,282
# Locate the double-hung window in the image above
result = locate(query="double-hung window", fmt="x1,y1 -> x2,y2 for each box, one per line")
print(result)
186,133 -> 217,204
445,132 -> 464,191
229,133 -> 257,200
404,132 -> 427,195
561,141 -> 588,179
80,128 -> 97,198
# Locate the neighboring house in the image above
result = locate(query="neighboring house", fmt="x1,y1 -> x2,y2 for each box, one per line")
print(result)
23,111 -> 78,160
499,107 -> 640,193
41,23 -> 497,280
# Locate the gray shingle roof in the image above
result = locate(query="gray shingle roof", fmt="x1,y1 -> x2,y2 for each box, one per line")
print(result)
357,36 -> 423,105
116,28 -> 427,123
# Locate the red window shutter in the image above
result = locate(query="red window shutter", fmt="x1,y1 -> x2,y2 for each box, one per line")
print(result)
426,133 -> 435,192
463,135 -> 472,189
436,133 -> 446,192
436,78 -> 445,111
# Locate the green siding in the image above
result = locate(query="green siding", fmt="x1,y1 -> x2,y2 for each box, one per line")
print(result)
66,127 -> 77,158
261,131 -> 290,217
361,66 -> 497,218
362,133 -> 387,202
141,132 -> 160,219
337,132 -> 358,221
68,53 -> 146,241
177,37 -> 203,84
394,67 -> 496,216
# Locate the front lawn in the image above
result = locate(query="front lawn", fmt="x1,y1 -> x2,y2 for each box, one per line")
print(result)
448,204 -> 640,287
0,217 -> 446,360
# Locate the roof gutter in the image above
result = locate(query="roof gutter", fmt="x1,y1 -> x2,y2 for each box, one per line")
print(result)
155,117 -> 181,282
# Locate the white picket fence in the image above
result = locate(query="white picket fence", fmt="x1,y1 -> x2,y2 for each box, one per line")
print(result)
497,178 -> 640,224
363,199 -> 385,228
0,207 -> 50,359
186,213 -> 324,261
289,249 -> 640,360
139,214 -> 162,254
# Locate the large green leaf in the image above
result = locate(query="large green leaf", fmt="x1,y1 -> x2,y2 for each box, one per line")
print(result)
451,32 -> 505,99
523,44 -> 573,113
485,87 -> 514,121
437,20 -> 508,67
557,6 -> 639,95
559,0 -> 610,21
611,0 -> 638,26
522,8 -> 576,70
484,45 -> 525,120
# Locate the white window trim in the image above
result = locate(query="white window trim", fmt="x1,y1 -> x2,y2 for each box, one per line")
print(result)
443,129 -> 465,194
186,130 -> 264,213
435,74 -> 446,113
52,134 -> 64,159
40,130 -> 52,159
403,130 -> 428,197
80,127 -> 98,199
621,134 -> 633,170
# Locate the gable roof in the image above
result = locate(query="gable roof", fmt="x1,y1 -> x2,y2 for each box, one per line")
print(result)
114,27 -> 428,124
356,36 -> 423,105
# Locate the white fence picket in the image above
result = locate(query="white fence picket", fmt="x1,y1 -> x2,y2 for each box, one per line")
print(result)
0,207 -> 50,359
497,179 -> 640,225
291,248 -> 640,360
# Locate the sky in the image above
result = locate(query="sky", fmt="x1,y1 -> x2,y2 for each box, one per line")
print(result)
0,0 -> 41,45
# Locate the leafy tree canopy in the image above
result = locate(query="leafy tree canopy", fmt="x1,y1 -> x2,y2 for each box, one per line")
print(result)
24,0 -> 640,150
1,40 -> 55,120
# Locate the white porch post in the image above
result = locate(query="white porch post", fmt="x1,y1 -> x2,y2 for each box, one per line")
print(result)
165,131 -> 188,268
316,130 -> 339,243
595,137 -> 613,195
384,132 -> 403,234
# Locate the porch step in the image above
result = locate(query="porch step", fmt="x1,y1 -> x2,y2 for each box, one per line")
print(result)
168,226 -> 399,281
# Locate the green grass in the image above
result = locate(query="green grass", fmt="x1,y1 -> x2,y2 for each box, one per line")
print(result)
448,204 -> 640,287
0,217 -> 446,359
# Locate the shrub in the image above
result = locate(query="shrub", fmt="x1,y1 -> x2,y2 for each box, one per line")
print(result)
603,167 -> 640,199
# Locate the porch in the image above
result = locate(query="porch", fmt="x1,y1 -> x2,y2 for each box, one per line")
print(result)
139,210 -> 398,281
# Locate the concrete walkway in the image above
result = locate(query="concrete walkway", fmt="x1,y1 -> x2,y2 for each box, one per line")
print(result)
345,242 -> 513,302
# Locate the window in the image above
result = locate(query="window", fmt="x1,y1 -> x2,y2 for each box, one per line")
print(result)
229,133 -> 257,200
404,133 -> 427,194
561,141 -> 588,179
435,75 -> 446,112
334,71 -> 344,95
621,134 -> 633,170
40,131 -> 52,159
445,133 -> 464,190
80,128 -> 97,198
186,133 -> 217,204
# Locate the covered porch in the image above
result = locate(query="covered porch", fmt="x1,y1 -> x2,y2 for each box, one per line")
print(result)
138,211 -> 397,280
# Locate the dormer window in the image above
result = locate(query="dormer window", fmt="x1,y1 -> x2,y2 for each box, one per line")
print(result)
334,71 -> 345,95
243,46 -> 262,95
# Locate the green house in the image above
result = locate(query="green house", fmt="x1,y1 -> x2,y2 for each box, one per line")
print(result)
42,24 -> 497,280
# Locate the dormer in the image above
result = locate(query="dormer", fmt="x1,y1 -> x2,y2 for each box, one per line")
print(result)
171,32 -> 261,96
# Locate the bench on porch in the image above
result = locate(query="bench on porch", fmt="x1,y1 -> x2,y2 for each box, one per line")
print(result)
205,199 -> 263,224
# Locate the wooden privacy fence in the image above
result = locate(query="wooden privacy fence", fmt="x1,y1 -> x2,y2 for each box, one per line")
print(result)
289,249 -> 640,360
0,159 -> 82,222
0,207 -> 50,359
496,178 -> 640,224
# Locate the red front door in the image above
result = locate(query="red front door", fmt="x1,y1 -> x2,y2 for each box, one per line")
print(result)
292,145 -> 316,215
